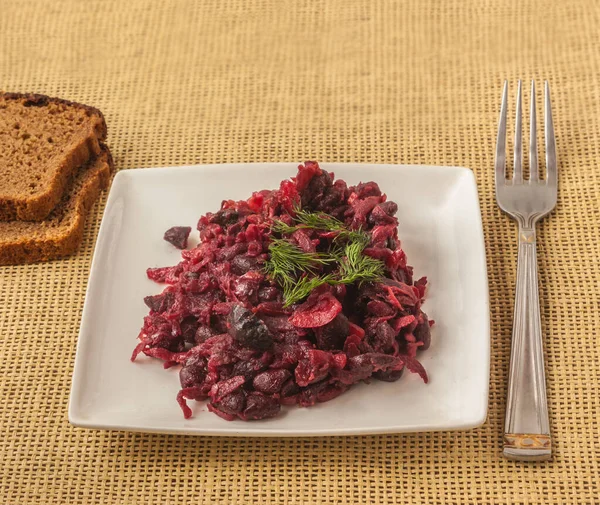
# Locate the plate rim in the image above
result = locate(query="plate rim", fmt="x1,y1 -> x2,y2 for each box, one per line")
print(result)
69,162 -> 490,437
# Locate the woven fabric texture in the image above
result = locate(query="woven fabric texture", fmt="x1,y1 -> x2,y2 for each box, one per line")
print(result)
1,1 -> 599,503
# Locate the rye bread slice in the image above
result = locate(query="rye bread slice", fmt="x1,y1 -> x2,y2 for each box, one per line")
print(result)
0,92 -> 107,221
0,146 -> 114,266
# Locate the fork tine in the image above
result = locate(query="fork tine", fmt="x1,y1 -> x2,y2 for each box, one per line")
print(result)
495,81 -> 508,187
529,81 -> 539,182
544,81 -> 557,185
513,80 -> 523,183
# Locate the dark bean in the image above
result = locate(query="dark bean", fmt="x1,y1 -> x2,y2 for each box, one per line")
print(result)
228,304 -> 273,350
215,390 -> 246,415
314,313 -> 349,351
258,286 -> 281,302
232,358 -> 268,381
414,313 -> 431,351
165,337 -> 185,353
243,392 -> 280,420
280,379 -> 301,398
179,358 -> 207,388
379,201 -> 398,216
374,368 -> 404,382
367,321 -> 396,352
180,316 -> 199,345
252,369 -> 291,394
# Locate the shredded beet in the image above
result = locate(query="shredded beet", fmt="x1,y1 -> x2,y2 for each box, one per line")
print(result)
133,161 -> 434,421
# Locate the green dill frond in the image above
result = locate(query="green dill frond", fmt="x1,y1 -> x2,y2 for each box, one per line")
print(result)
271,210 -> 346,236
266,209 -> 386,305
282,274 -> 334,307
264,239 -> 335,287
337,235 -> 384,285
294,209 -> 346,232
271,220 -> 299,235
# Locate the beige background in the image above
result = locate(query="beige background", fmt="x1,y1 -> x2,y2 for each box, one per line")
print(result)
1,1 -> 599,503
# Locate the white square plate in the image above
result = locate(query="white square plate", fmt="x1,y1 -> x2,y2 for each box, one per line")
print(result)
69,163 -> 490,436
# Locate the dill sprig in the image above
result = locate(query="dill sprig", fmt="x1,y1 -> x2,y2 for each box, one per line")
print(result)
271,221 -> 302,235
265,209 -> 386,306
272,209 -> 366,243
283,274 -> 333,307
264,239 -> 335,292
338,239 -> 385,285
295,209 -> 345,231
266,239 -> 333,273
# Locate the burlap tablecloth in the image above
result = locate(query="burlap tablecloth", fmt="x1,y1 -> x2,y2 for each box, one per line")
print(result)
1,1 -> 599,503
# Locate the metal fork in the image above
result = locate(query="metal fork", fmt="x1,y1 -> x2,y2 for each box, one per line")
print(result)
495,80 -> 557,461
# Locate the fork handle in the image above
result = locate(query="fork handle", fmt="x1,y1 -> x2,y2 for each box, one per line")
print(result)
503,227 -> 551,461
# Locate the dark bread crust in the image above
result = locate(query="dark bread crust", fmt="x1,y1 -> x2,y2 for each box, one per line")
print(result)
0,92 -> 108,221
0,145 -> 114,266
0,92 -> 108,138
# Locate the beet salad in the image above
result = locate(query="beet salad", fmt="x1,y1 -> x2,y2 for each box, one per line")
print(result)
132,162 -> 434,421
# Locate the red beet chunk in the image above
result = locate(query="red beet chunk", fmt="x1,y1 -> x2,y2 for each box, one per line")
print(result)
143,292 -> 174,313
146,266 -> 178,283
289,289 -> 342,329
164,226 -> 192,249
